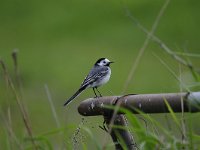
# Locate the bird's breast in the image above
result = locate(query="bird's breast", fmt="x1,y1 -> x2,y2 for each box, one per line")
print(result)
91,68 -> 111,88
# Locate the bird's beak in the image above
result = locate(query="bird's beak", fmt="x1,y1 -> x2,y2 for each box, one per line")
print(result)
109,61 -> 114,64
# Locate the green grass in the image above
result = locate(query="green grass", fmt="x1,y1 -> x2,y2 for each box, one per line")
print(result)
0,0 -> 200,149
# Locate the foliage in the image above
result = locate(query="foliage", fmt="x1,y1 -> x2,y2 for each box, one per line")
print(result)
0,0 -> 200,149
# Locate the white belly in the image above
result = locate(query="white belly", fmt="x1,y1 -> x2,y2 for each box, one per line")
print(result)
90,68 -> 111,88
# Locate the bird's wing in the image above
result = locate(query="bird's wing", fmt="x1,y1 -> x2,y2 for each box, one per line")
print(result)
80,67 -> 109,88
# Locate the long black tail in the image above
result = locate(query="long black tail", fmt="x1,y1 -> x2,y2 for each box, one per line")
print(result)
64,86 -> 86,106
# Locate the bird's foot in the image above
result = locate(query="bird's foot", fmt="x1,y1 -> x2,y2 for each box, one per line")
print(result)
94,95 -> 102,98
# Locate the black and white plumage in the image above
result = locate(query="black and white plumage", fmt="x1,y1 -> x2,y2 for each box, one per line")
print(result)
64,58 -> 113,106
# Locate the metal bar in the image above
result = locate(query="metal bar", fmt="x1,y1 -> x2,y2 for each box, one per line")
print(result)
103,114 -> 137,150
78,92 -> 200,116
78,92 -> 200,150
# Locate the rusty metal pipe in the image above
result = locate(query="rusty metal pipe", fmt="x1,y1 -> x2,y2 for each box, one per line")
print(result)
78,92 -> 200,116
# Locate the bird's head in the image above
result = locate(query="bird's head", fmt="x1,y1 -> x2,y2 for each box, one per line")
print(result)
95,58 -> 114,67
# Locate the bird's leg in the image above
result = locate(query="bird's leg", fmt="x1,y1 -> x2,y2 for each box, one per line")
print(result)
96,87 -> 102,97
93,87 -> 98,98
99,120 -> 108,132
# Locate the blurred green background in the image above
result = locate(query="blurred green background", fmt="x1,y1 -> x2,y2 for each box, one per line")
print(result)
0,0 -> 200,149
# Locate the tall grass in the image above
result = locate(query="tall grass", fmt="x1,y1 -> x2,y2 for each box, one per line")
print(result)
0,54 -> 37,149
0,0 -> 200,149
0,48 -> 200,149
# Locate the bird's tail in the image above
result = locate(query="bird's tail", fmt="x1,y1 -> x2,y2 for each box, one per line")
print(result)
64,86 -> 86,106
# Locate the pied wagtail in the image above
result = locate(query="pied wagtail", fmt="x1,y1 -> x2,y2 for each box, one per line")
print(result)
64,58 -> 113,106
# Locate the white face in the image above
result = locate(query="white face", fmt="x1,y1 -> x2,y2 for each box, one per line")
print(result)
98,58 -> 111,66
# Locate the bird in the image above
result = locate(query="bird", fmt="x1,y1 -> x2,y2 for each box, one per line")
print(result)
64,58 -> 114,106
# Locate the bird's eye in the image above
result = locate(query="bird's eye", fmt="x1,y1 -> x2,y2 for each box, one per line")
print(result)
103,61 -> 106,63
